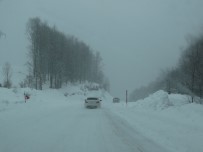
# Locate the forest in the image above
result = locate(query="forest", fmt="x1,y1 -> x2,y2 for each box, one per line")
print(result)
130,34 -> 203,103
22,17 -> 109,90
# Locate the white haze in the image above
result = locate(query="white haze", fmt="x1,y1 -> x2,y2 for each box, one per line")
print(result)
1,0 -> 203,98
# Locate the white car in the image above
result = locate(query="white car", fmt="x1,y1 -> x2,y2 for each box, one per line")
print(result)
85,97 -> 101,108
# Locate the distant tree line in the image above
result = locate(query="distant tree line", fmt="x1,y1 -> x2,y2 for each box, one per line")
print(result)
25,17 -> 109,90
130,33 -> 203,103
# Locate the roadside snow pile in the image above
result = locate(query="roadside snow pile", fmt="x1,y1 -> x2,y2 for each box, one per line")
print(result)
60,82 -> 110,101
109,90 -> 203,152
134,90 -> 173,110
0,83 -> 110,112
0,87 -> 37,112
168,93 -> 190,106
124,90 -> 190,111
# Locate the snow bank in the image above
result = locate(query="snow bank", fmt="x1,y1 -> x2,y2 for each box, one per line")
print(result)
1,86 -> 203,152
133,90 -> 173,110
0,83 -> 109,112
0,87 -> 29,112
60,82 -> 111,101
108,90 -> 203,152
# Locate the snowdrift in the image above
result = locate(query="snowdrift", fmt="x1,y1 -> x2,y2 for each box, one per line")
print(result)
1,87 -> 203,152
108,90 -> 203,152
0,83 -> 111,112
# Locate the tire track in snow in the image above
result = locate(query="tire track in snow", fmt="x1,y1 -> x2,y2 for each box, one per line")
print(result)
103,108 -> 170,152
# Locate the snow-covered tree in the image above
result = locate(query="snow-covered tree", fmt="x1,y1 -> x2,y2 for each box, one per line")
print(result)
2,62 -> 12,88
26,17 -> 107,90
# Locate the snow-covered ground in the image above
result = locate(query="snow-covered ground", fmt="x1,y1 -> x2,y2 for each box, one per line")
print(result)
0,86 -> 203,152
107,91 -> 203,152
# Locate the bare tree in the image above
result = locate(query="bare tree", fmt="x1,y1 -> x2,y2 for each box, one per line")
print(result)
179,36 -> 203,102
26,17 -> 107,90
2,62 -> 12,88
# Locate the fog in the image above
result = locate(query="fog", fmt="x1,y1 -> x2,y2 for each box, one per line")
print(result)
1,0 -> 203,98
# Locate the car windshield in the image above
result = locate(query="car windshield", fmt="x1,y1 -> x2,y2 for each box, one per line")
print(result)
1,1 -> 203,152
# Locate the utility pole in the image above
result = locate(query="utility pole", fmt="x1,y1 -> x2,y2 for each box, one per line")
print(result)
126,90 -> 128,105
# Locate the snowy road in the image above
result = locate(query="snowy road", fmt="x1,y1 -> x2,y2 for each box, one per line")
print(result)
0,100 -> 168,152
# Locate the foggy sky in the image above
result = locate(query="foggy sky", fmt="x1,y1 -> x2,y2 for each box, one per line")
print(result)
1,0 -> 203,98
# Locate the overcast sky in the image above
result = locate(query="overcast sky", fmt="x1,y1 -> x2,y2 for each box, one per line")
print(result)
1,0 -> 203,98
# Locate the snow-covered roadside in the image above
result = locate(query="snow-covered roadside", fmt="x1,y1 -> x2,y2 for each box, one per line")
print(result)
0,82 -> 110,112
1,86 -> 203,152
106,90 -> 203,152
